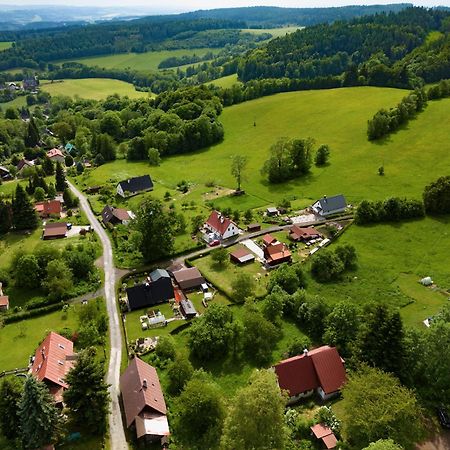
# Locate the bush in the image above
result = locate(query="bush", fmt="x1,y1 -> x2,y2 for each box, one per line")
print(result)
355,197 -> 424,224
423,176 -> 450,214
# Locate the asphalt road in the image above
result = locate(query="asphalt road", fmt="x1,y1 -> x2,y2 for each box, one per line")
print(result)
68,181 -> 128,450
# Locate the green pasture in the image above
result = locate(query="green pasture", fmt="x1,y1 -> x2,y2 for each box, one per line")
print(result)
209,73 -> 240,88
64,48 -> 218,72
245,26 -> 301,38
0,42 -> 12,51
40,78 -> 150,101
306,216 -> 450,328
0,95 -> 27,110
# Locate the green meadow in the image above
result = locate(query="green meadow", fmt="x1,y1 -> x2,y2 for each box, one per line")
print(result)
246,26 -> 301,38
0,42 -> 12,51
64,48 -> 219,72
209,73 -> 240,88
40,78 -> 150,101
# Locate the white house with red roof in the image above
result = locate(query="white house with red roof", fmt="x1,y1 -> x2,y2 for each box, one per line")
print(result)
274,345 -> 346,403
30,331 -> 76,404
204,210 -> 240,241
47,148 -> 65,164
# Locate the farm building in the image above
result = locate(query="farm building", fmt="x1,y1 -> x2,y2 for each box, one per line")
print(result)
35,200 -> 62,219
310,423 -> 337,449
117,175 -> 153,198
204,210 -> 240,241
171,267 -> 205,290
43,222 -> 67,240
180,299 -> 197,319
289,225 -> 322,242
120,358 -> 170,444
101,205 -> 134,226
230,247 -> 255,264
47,148 -> 65,164
126,269 -> 174,311
274,345 -> 346,404
311,195 -> 347,217
264,242 -> 292,266
30,332 -> 76,404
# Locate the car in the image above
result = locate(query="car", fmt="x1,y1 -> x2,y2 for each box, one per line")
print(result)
437,407 -> 450,429
209,240 -> 220,247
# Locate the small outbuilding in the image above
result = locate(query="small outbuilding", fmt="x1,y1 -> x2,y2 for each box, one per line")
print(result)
172,267 -> 205,291
43,222 -> 67,240
266,207 -> 279,216
310,423 -> 337,449
230,247 -> 255,265
247,223 -> 261,232
180,299 -> 197,319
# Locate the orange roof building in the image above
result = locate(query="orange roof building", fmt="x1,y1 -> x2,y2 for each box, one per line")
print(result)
30,332 -> 76,404
274,346 -> 346,403
264,242 -> 292,266
311,423 -> 338,449
289,225 -> 322,242
35,200 -> 62,218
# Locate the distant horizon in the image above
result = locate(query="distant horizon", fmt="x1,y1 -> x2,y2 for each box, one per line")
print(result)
0,1 -> 448,15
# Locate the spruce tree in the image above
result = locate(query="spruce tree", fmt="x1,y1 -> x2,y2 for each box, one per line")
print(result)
24,118 -> 40,148
42,156 -> 54,176
55,161 -> 67,192
19,376 -> 60,450
12,184 -> 38,230
0,199 -> 12,234
0,377 -> 23,442
63,347 -> 110,435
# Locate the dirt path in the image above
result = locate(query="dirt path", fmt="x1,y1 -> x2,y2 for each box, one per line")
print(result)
417,431 -> 450,450
69,181 -> 128,450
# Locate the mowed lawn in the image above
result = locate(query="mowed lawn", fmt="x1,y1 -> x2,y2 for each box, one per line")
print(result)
64,48 -> 219,72
78,85 -> 450,209
246,26 -> 301,38
40,78 -> 151,100
306,216 -> 450,328
0,41 -> 12,51
209,73 -> 240,88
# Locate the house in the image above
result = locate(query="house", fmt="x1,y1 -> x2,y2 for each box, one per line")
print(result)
120,357 -> 170,444
204,210 -> 240,241
274,345 -> 346,403
0,165 -> 11,180
230,247 -> 255,265
17,158 -> 35,174
35,200 -> 62,219
310,423 -> 338,449
22,76 -> 39,92
311,195 -> 347,217
30,332 -> 76,404
0,282 -> 8,312
266,207 -> 279,216
264,242 -> 292,266
262,234 -> 277,247
180,299 -> 197,319
171,267 -> 205,291
64,143 -> 77,155
43,222 -> 67,240
101,205 -> 134,226
126,269 -> 174,311
117,175 -> 153,198
47,148 -> 65,164
289,225 -> 322,242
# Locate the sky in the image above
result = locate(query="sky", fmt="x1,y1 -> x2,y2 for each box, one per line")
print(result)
0,0 -> 449,12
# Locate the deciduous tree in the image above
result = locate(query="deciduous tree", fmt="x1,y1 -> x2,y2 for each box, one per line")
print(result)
231,154 -> 247,191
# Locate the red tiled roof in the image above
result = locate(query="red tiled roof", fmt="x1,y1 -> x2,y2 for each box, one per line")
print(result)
265,242 -> 292,263
35,200 -> 62,216
0,296 -> 9,307
230,247 -> 253,259
205,211 -> 236,237
290,225 -> 321,238
322,433 -> 338,449
274,346 -> 346,397
262,234 -> 276,246
120,357 -> 167,428
311,423 -> 333,439
274,354 -> 319,396
31,332 -> 75,391
112,208 -> 130,221
309,346 -> 346,394
47,148 -> 64,159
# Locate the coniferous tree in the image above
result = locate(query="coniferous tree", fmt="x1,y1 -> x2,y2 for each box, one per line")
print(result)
19,376 -> 60,450
24,118 -> 40,148
55,161 -> 67,192
63,347 -> 109,435
42,156 -> 54,176
0,199 -> 12,234
12,184 -> 38,230
0,377 -> 23,442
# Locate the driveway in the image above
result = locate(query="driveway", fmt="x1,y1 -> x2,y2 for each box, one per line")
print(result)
68,181 -> 128,450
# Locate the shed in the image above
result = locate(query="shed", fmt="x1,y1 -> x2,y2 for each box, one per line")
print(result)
266,207 -> 279,216
43,222 -> 67,240
247,223 -> 261,232
172,267 -> 205,291
230,247 -> 255,265
310,423 -> 337,449
180,299 -> 197,319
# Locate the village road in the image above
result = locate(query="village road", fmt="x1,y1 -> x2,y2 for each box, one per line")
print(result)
68,181 -> 128,450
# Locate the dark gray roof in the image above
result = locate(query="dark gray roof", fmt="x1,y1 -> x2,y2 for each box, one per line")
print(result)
180,299 -> 197,317
126,275 -> 174,311
316,195 -> 347,214
150,269 -> 170,282
118,175 -> 153,194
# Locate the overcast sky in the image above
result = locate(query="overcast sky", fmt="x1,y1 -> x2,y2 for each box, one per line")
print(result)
0,1 -> 448,13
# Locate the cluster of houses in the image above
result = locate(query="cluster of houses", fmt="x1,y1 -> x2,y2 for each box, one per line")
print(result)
0,76 -> 39,93
125,266 -> 208,325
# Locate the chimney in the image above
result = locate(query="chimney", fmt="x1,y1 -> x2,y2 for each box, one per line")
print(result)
323,195 -> 327,202
142,379 -> 148,389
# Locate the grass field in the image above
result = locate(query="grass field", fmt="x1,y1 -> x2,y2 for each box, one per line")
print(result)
64,48 -> 219,72
40,78 -> 150,100
246,26 -> 301,38
209,73 -> 240,88
0,95 -> 28,110
306,217 -> 450,328
0,42 -> 12,51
